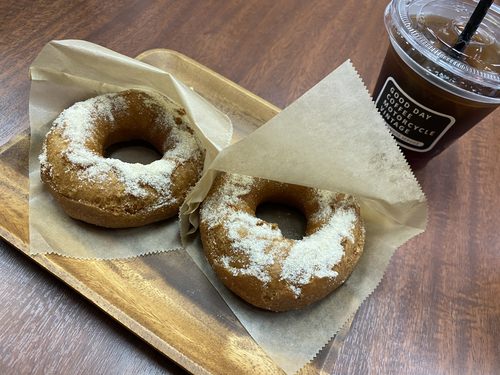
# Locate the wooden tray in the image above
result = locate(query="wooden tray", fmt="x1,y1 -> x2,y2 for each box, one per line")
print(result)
0,49 -> 347,374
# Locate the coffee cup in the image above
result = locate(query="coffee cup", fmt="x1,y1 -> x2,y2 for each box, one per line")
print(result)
374,0 -> 499,168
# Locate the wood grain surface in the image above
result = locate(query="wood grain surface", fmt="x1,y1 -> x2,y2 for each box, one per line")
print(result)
1,1 -> 499,374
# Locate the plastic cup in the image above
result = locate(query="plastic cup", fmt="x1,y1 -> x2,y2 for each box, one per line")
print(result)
373,0 -> 500,169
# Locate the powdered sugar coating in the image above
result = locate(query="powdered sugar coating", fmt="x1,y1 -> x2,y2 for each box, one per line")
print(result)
222,212 -> 287,283
280,209 -> 355,289
40,91 -> 202,208
200,173 -> 359,297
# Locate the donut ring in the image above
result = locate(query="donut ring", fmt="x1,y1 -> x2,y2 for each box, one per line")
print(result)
200,172 -> 365,312
40,90 -> 204,228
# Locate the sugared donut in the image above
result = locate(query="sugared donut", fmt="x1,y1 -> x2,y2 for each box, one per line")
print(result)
39,89 -> 204,228
200,172 -> 365,312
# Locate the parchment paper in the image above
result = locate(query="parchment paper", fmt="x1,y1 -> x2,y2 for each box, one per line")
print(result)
29,40 -> 232,259
181,61 -> 427,374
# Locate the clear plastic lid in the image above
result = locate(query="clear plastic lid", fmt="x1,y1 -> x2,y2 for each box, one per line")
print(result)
385,0 -> 500,103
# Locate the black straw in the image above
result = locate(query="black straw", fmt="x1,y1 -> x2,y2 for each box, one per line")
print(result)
453,0 -> 494,53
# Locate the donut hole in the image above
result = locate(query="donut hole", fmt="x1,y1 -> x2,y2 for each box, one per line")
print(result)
255,202 -> 307,240
104,139 -> 162,165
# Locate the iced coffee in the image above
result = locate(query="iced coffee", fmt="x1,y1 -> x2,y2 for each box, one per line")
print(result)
374,0 -> 499,168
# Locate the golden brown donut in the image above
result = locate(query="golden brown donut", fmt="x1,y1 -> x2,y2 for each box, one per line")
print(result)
200,172 -> 365,312
40,89 -> 204,228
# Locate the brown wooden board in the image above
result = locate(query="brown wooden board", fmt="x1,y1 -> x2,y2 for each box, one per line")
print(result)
0,49 -> 346,375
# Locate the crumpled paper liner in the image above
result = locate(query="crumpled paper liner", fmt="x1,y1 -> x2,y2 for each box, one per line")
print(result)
180,61 -> 427,374
28,40 -> 232,259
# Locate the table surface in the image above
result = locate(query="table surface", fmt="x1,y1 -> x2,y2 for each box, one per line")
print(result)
1,1 -> 499,374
